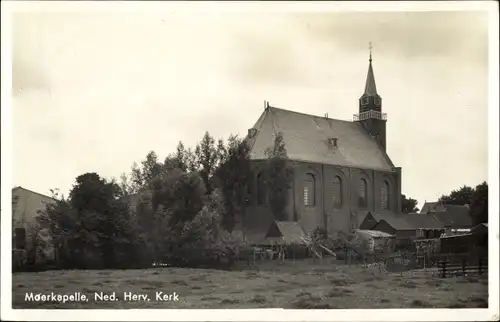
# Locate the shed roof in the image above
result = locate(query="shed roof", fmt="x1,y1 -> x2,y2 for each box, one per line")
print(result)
372,212 -> 444,230
355,229 -> 394,238
265,221 -> 306,244
247,107 -> 395,171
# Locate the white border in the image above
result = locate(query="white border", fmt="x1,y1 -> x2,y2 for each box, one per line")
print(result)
1,1 -> 498,321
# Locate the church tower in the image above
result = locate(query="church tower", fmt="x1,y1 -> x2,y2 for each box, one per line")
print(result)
354,44 -> 387,150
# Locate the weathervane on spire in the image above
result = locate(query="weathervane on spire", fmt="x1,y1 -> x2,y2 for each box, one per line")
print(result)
369,41 -> 373,63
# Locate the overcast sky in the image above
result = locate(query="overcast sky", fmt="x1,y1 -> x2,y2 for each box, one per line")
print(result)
11,4 -> 490,208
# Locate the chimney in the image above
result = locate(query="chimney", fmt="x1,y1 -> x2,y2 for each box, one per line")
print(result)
329,137 -> 338,148
248,128 -> 257,138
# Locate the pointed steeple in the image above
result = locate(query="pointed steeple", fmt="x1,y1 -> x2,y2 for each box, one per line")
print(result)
354,42 -> 387,150
364,43 -> 378,96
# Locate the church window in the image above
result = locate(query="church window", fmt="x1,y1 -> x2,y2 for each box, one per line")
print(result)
332,176 -> 342,209
380,180 -> 390,210
358,178 -> 368,208
304,173 -> 315,207
257,172 -> 267,206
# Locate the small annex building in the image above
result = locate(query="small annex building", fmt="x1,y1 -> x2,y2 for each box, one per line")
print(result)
359,211 -> 445,241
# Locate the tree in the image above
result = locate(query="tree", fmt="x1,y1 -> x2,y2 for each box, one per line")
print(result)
469,181 -> 488,226
151,171 -> 206,227
401,194 -> 419,213
40,173 -> 144,269
439,185 -> 474,206
195,132 -> 218,194
213,135 -> 251,231
264,132 -> 293,221
165,141 -> 192,172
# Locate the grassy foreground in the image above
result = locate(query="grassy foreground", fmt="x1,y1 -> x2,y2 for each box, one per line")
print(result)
12,259 -> 488,309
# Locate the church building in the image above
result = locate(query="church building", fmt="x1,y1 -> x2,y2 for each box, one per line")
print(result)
242,52 -> 402,242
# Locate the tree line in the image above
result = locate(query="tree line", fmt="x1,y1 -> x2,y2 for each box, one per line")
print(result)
12,128 -> 488,271
14,131 -> 292,271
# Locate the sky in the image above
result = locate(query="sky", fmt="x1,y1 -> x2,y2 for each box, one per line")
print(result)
10,5 -> 490,209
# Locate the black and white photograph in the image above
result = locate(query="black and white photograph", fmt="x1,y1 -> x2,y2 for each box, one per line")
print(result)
1,1 -> 498,321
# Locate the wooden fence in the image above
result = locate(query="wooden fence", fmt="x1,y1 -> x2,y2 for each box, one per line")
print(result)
438,257 -> 488,278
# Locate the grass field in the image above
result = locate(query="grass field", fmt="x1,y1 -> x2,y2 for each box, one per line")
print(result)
12,259 -> 488,309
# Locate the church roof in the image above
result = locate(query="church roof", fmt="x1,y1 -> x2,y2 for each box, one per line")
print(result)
247,106 -> 395,171
364,59 -> 378,96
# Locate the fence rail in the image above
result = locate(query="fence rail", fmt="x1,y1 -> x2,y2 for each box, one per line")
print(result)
438,257 -> 488,278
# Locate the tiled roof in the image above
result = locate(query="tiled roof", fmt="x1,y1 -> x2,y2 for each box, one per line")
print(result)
432,205 -> 473,228
404,213 -> 445,229
372,212 -> 444,230
247,107 -> 395,171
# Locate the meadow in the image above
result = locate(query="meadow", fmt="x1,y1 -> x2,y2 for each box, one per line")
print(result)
12,259 -> 488,309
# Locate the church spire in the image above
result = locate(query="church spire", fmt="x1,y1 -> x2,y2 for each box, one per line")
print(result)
364,42 -> 378,96
354,42 -> 387,150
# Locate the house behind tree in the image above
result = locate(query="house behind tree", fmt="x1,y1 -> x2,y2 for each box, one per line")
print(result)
11,187 -> 56,255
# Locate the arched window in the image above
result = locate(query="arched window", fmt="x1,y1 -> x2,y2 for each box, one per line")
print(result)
257,172 -> 267,206
304,173 -> 315,207
358,178 -> 367,208
332,176 -> 342,209
380,181 -> 390,210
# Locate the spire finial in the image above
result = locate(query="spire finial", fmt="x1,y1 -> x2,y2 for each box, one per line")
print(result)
369,41 -> 373,63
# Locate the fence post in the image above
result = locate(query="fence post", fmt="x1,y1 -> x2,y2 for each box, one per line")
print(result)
441,261 -> 447,278
462,258 -> 466,276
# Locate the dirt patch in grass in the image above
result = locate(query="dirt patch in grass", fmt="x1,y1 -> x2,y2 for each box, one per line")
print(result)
326,288 -> 353,297
171,280 -> 188,286
411,299 -> 433,308
462,296 -> 488,308
330,278 -> 353,286
248,295 -> 268,304
290,297 -> 332,309
201,296 -> 218,301
220,298 -> 240,304
365,283 -> 381,289
400,280 -> 418,289
457,277 -> 480,284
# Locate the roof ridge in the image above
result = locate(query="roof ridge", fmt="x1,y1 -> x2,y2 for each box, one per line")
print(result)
269,106 -> 354,123
12,186 -> 56,201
